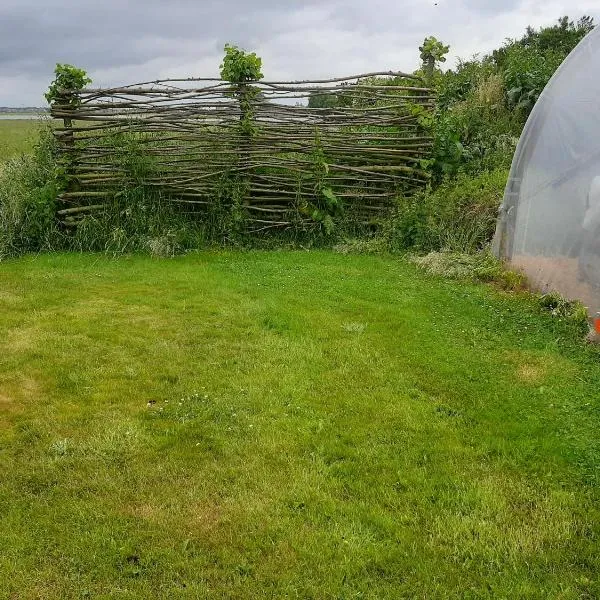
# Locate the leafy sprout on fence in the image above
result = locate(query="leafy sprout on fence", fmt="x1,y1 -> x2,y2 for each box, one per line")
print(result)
45,64 -> 92,107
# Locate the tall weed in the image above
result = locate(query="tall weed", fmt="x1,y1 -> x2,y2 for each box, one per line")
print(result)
385,169 -> 507,253
0,125 -> 61,259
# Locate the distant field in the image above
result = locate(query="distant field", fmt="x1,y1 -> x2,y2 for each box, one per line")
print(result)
0,118 -> 45,161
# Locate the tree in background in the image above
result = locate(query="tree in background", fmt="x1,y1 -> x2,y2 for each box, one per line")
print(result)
429,15 -> 595,179
497,16 -> 594,115
307,92 -> 340,109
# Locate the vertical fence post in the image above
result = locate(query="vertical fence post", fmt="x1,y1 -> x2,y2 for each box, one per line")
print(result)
236,81 -> 255,223
238,82 -> 251,174
423,56 -> 435,87
61,90 -> 77,197
50,88 -> 78,212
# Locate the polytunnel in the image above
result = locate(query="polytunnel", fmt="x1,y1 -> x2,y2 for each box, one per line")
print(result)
494,25 -> 600,317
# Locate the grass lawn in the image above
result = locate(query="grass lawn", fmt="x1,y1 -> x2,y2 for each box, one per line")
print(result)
1,251 -> 599,598
0,119 -> 44,161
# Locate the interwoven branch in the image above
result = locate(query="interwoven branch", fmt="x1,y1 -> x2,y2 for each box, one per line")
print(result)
50,72 -> 435,231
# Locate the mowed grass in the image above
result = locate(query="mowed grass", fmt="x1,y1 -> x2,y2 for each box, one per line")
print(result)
0,118 -> 45,161
1,251 -> 599,599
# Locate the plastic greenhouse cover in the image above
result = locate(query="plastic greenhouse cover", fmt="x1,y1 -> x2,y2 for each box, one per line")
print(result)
493,25 -> 600,316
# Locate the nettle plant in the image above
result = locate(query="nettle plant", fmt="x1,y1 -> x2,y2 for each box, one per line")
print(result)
45,64 -> 92,106
306,130 -> 341,234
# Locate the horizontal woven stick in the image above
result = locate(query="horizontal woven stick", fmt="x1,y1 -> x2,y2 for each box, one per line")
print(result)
52,70 -> 434,232
56,204 -> 105,215
69,72 -> 424,95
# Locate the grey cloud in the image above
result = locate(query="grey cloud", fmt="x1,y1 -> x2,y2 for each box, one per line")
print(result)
0,0 -> 314,76
0,0 -> 598,105
461,0 -> 521,15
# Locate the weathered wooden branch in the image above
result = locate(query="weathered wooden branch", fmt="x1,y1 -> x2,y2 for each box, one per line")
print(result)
50,73 -> 435,227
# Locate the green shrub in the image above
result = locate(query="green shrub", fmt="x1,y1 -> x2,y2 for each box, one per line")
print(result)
432,75 -> 519,178
386,169 -> 508,254
501,45 -> 564,115
436,57 -> 496,110
496,16 -> 593,118
430,16 -> 594,178
539,291 -> 589,333
0,125 -> 61,259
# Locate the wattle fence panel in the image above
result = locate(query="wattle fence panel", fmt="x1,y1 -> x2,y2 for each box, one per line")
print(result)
50,72 -> 434,232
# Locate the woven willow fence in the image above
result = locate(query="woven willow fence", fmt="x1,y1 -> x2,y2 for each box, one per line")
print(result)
50,72 -> 434,232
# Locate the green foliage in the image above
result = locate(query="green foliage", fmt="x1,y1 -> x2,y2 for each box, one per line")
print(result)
436,58 -> 495,109
384,169 -> 508,254
434,74 -> 520,178
0,123 -> 360,257
497,17 -> 592,117
495,15 -> 594,67
430,16 -> 594,178
535,15 -> 594,49
419,36 -> 450,65
432,68 -> 519,178
220,44 -> 263,186
298,131 -> 343,235
539,291 -> 589,334
429,112 -> 465,178
7,17 -> 595,259
219,44 -> 263,83
45,64 -> 91,106
70,133 -> 205,255
238,88 -> 260,137
493,17 -> 593,117
0,125 -> 61,258
419,36 -> 450,83
502,44 -> 564,114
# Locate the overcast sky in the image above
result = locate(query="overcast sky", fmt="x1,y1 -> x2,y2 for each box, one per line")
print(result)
0,0 -> 598,106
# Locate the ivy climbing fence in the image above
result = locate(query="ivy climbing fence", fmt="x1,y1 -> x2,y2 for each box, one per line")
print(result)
50,72 -> 434,233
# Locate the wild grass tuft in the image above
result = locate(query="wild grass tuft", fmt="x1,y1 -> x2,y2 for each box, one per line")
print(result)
409,250 -> 503,281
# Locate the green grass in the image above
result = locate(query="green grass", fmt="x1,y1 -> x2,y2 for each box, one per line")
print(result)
1,251 -> 599,599
0,119 -> 44,161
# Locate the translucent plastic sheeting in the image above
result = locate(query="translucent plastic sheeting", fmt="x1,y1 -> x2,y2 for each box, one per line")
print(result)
494,26 -> 600,315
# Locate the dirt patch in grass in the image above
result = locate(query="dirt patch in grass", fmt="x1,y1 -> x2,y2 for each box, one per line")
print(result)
516,363 -> 546,384
505,350 -> 575,386
0,290 -> 22,305
0,390 -> 22,430
4,326 -> 42,353
188,500 -> 224,534
125,503 -> 165,523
